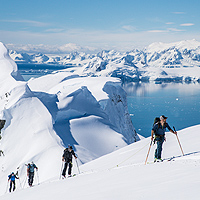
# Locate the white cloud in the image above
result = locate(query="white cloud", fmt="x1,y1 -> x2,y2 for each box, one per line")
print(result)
5,42 -> 98,54
173,12 -> 186,14
121,25 -> 136,31
147,30 -> 168,33
167,28 -> 184,32
166,22 -> 174,25
45,29 -> 65,33
148,28 -> 184,33
0,19 -> 49,27
180,23 -> 194,27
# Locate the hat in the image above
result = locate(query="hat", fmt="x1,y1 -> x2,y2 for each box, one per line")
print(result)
160,115 -> 168,120
68,145 -> 73,150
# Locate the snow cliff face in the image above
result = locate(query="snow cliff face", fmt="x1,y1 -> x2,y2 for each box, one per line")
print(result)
28,74 -> 139,163
0,43 -> 138,195
0,42 -> 23,82
9,39 -> 200,83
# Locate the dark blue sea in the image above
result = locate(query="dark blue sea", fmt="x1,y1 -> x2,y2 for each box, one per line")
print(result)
124,82 -> 200,137
18,64 -> 200,138
18,63 -> 73,81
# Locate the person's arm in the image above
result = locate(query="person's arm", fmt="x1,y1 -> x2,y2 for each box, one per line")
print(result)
62,149 -> 66,161
151,130 -> 154,141
34,164 -> 38,171
72,150 -> 77,159
151,124 -> 158,141
166,123 -> 177,134
27,167 -> 29,176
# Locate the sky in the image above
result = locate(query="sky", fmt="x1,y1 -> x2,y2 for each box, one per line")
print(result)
0,0 -> 200,53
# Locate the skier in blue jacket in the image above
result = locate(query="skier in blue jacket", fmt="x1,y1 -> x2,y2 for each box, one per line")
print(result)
8,172 -> 19,192
151,115 -> 177,162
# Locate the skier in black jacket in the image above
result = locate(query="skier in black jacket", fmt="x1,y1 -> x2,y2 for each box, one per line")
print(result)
62,145 -> 77,178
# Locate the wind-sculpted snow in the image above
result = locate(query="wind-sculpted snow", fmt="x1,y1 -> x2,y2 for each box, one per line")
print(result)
9,39 -> 200,83
0,42 -> 23,81
0,43 -> 138,196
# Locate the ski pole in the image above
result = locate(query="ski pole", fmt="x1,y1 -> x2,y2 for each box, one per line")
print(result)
60,161 -> 64,179
5,180 -> 9,194
173,126 -> 184,156
75,159 -> 80,174
23,175 -> 28,189
36,170 -> 40,185
145,140 -> 153,165
18,178 -> 22,189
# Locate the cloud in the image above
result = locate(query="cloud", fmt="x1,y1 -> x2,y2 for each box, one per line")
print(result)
121,25 -> 136,31
45,29 -> 65,33
180,23 -> 194,27
172,12 -> 185,14
167,28 -> 184,32
5,43 -> 98,54
0,19 -> 49,27
148,28 -> 184,33
147,30 -> 167,33
166,22 -> 174,25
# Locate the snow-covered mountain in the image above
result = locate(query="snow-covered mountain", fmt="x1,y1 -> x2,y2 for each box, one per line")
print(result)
0,42 -> 139,196
9,39 -> 200,83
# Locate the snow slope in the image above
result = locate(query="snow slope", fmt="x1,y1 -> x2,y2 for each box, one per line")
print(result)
1,125 -> 200,200
0,42 -> 139,196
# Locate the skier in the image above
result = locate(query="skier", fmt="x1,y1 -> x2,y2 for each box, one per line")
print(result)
8,172 -> 19,192
62,145 -> 77,178
151,115 -> 177,162
27,162 -> 38,186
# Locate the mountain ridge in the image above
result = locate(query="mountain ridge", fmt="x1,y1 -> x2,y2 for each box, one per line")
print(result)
9,39 -> 200,83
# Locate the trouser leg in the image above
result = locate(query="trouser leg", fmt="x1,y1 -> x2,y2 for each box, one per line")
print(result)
9,181 -> 12,192
156,137 -> 164,159
13,181 -> 16,191
28,173 -> 34,186
62,162 -> 68,176
68,162 -> 72,175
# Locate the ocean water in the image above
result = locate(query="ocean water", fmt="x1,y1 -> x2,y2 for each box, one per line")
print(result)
18,64 -> 200,138
123,82 -> 200,138
18,63 -> 73,81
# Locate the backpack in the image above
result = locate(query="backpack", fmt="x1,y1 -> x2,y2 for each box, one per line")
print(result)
153,117 -> 161,136
28,164 -> 36,173
153,117 -> 160,126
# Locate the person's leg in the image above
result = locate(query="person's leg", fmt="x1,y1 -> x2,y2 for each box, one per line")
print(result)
68,162 -> 72,175
62,162 -> 68,177
29,173 -> 34,186
9,181 -> 12,192
28,174 -> 31,186
13,181 -> 16,191
157,137 -> 164,159
155,148 -> 158,159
